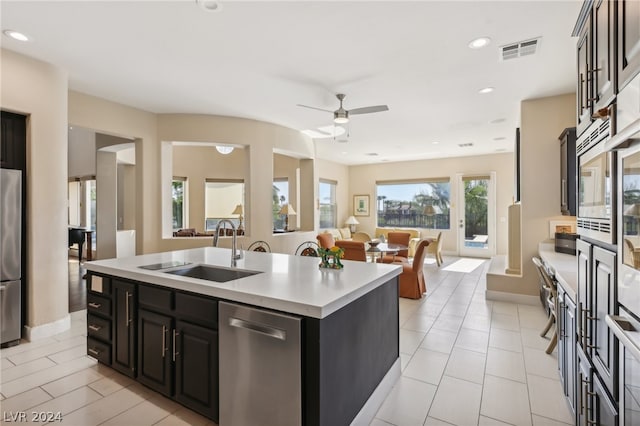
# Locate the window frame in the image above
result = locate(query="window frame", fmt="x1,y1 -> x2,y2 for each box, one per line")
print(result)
204,178 -> 245,231
319,179 -> 337,229
172,176 -> 187,231
375,178 -> 451,230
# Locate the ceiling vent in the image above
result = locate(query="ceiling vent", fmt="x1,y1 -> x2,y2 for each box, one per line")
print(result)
500,38 -> 540,61
458,143 -> 474,148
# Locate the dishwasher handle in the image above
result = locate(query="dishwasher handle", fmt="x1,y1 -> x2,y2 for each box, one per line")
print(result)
229,317 -> 287,341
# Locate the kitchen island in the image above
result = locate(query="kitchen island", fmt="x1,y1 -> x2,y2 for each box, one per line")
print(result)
85,247 -> 402,426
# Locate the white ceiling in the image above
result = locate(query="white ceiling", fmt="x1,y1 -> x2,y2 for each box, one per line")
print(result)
1,0 -> 581,165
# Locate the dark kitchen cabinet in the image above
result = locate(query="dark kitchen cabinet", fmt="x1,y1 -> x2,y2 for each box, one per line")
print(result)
591,246 -> 618,398
136,283 -> 219,421
618,0 -> 640,90
138,309 -> 173,396
577,346 -> 619,426
113,280 -> 137,377
592,0 -> 616,112
174,320 -> 218,420
559,127 -> 577,216
86,274 -> 113,366
558,286 -> 577,418
577,239 -> 618,400
577,14 -> 593,136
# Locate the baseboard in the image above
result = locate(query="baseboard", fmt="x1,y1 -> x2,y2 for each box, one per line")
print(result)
23,314 -> 71,341
485,290 -> 539,305
351,357 -> 401,425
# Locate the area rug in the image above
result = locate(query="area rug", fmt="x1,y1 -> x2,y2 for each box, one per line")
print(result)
442,258 -> 485,273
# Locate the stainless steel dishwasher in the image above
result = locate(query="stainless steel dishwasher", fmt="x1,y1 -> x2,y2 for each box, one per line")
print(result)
219,301 -> 302,426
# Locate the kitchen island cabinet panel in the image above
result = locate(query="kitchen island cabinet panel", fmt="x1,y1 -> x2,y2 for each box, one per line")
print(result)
113,279 -> 136,377
137,309 -> 173,396
303,276 -> 399,426
175,320 -> 218,421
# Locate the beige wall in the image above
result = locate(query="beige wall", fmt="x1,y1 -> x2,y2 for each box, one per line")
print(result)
1,49 -> 69,330
69,91 -> 158,254
173,145 -> 247,231
349,153 -> 514,255
510,93 -> 576,296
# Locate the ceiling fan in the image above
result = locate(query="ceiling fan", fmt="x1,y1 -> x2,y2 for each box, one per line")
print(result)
297,93 -> 389,124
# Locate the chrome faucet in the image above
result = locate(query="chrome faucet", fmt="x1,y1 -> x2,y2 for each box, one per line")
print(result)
213,219 -> 241,265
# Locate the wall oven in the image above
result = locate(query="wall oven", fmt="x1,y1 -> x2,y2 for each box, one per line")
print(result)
577,130 -> 615,245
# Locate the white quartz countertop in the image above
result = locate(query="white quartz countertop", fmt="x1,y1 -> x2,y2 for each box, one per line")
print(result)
85,247 -> 402,319
538,242 -> 577,301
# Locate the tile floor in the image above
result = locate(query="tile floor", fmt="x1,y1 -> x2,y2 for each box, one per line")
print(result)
0,257 -> 573,426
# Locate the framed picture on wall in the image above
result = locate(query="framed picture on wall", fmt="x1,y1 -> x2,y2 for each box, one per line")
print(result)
354,194 -> 370,216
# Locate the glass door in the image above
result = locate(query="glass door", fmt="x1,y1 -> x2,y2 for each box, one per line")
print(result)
457,173 -> 496,258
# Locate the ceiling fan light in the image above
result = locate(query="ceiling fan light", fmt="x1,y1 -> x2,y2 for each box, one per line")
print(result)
334,117 -> 349,124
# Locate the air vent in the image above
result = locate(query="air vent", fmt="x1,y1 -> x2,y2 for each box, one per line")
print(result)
458,143 -> 474,148
500,38 -> 540,61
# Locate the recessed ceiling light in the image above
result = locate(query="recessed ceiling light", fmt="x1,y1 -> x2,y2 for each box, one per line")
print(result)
196,0 -> 223,12
489,118 -> 506,124
365,153 -> 379,156
3,30 -> 29,42
478,87 -> 494,94
216,146 -> 234,155
432,141 -> 439,145
468,37 -> 491,49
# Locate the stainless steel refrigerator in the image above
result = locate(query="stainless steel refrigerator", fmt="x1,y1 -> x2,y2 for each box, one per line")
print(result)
1,168 -> 22,347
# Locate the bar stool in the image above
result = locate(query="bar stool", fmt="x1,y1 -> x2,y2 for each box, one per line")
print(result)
532,257 -> 558,354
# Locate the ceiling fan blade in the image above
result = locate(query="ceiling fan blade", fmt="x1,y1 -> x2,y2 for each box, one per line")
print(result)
349,105 -> 389,115
296,104 -> 333,113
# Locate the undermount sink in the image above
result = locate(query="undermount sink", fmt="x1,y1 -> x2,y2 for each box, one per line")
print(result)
164,264 -> 262,283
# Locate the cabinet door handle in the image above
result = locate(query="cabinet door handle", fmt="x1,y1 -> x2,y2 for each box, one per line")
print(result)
561,179 -> 566,205
88,324 -> 101,332
125,291 -> 132,327
88,302 -> 101,309
579,374 -> 585,414
172,329 -> 180,362
88,348 -> 100,356
161,325 -> 167,358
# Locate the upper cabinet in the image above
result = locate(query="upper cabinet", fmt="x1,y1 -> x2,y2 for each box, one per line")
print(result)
577,13 -> 593,136
592,0 -> 616,112
576,0 -> 616,136
618,0 -> 640,91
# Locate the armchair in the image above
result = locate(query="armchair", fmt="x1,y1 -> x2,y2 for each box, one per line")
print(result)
425,232 -> 444,266
335,240 -> 367,262
317,233 -> 335,249
379,232 -> 411,264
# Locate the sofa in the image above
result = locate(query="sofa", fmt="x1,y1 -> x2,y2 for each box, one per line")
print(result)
320,227 -> 354,242
375,227 -> 421,257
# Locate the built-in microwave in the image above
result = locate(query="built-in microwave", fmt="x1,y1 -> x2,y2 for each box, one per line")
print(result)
577,138 -> 615,245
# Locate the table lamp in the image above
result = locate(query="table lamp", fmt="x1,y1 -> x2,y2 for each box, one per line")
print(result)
424,205 -> 436,229
279,204 -> 297,231
232,204 -> 243,230
345,216 -> 359,233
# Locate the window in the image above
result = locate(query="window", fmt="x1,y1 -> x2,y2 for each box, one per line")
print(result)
376,179 -> 450,229
204,179 -> 244,231
319,179 -> 337,228
272,179 -> 289,230
172,177 -> 187,230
